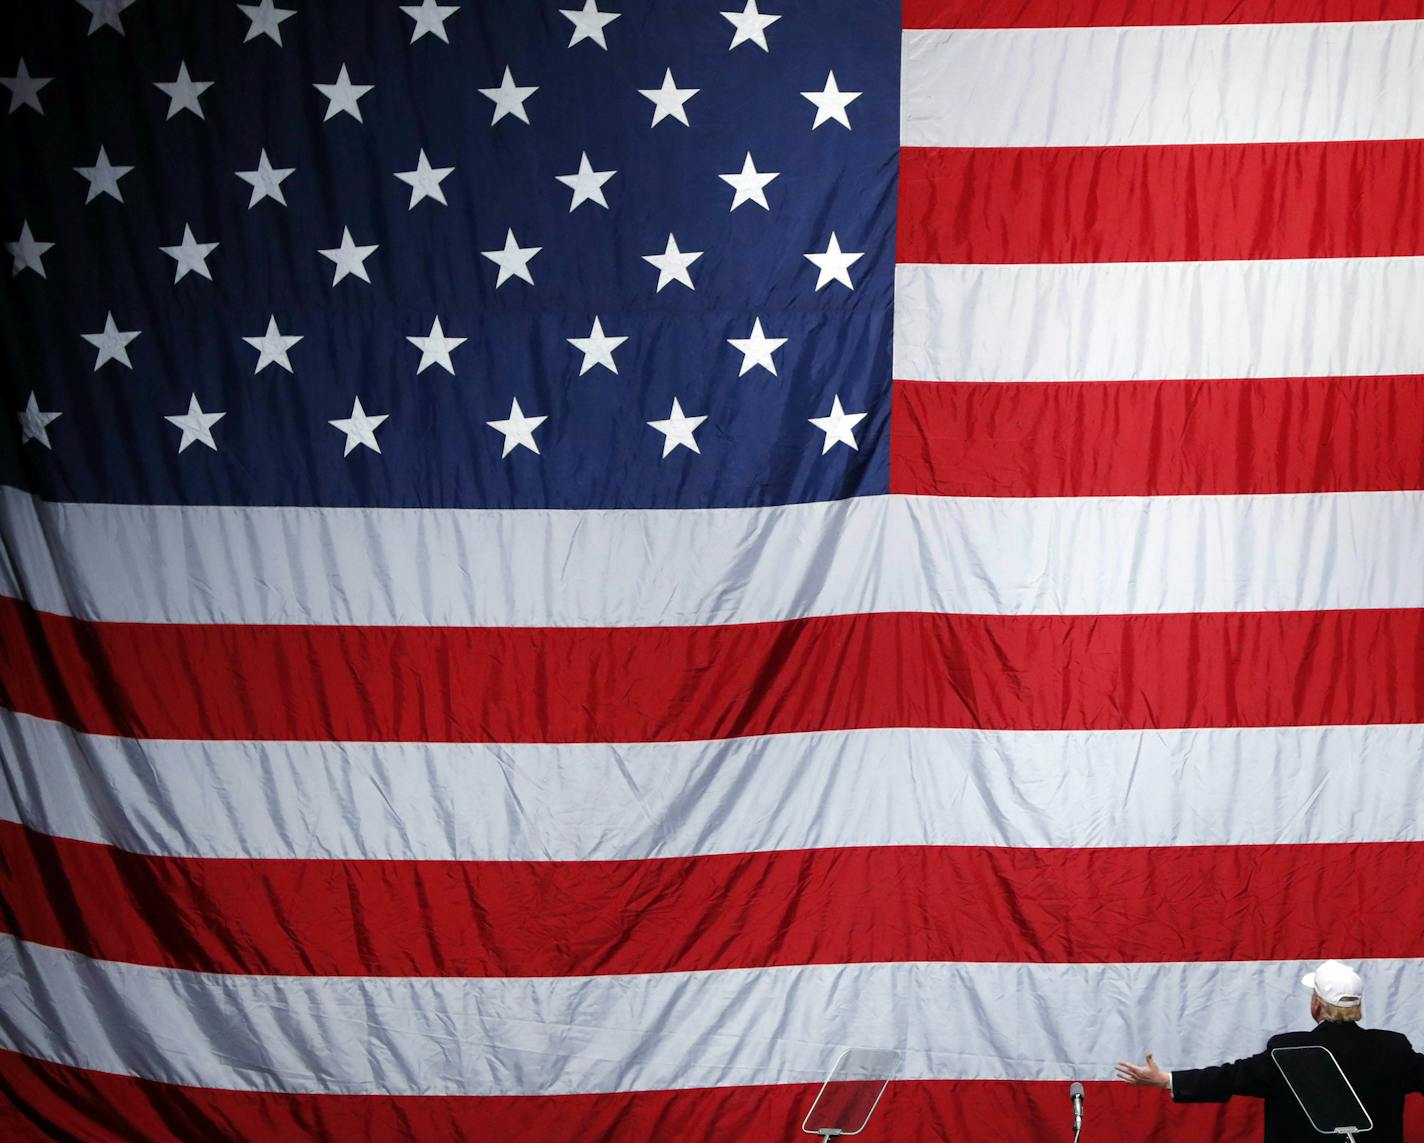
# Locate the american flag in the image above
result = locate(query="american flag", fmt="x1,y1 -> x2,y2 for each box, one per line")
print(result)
2,0 -> 1423,1139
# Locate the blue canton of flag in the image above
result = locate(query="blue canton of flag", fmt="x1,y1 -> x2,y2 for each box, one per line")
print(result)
2,0 -> 897,510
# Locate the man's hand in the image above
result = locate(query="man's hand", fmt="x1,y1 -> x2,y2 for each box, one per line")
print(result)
1115,1053 -> 1171,1089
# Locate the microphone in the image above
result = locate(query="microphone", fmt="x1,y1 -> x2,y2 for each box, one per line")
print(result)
1070,1081 -> 1085,1135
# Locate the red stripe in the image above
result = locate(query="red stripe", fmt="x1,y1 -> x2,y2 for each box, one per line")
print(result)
2,597 -> 1422,742
4,822 -> 1424,976
0,1050 -> 1285,1143
897,142 -> 1424,265
891,375 -> 1424,497
902,0 -> 1424,28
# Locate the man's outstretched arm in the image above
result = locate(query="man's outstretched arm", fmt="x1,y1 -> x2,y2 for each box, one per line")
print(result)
1405,1036 -> 1424,1095
1117,1050 -> 1272,1102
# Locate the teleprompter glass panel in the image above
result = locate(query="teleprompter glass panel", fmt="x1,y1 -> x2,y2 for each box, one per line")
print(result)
803,1049 -> 902,1136
1271,1046 -> 1373,1135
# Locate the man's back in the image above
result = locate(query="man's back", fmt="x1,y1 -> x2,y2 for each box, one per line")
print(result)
1173,1021 -> 1424,1143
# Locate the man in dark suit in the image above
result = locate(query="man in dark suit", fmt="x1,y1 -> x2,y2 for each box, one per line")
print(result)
1116,960 -> 1424,1142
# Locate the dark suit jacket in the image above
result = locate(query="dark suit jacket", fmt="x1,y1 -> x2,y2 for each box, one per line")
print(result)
1171,1021 -> 1424,1143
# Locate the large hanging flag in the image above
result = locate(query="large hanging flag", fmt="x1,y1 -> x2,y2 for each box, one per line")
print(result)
2,0 -> 1423,1139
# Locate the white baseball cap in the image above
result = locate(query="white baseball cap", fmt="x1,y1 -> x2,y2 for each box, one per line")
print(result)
1302,960 -> 1363,1007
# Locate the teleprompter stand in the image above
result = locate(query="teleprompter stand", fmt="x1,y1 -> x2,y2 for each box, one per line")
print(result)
1271,1045 -> 1373,1139
801,1049 -> 902,1140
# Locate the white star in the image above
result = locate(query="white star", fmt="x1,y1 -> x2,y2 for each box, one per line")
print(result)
481,229 -> 540,287
238,0 -> 296,44
18,393 -> 61,449
486,398 -> 547,457
242,315 -> 302,374
400,0 -> 459,43
165,394 -> 226,453
8,222 -> 53,278
406,315 -> 467,375
804,232 -> 864,291
314,65 -> 372,122
567,317 -> 627,375
394,149 -> 454,208
479,67 -> 536,125
802,70 -> 860,130
74,146 -> 133,203
809,395 -> 867,453
3,59 -> 52,115
76,0 -> 138,35
154,62 -> 212,120
81,312 -> 141,369
236,149 -> 294,207
560,0 -> 619,49
329,397 -> 388,456
639,68 -> 698,127
719,152 -> 779,211
647,398 -> 706,458
319,227 -> 378,285
721,0 -> 780,51
727,317 -> 787,376
642,233 -> 702,292
555,152 -> 615,212
160,224 -> 219,283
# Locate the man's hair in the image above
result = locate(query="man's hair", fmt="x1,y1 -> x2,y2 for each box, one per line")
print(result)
1315,996 -> 1363,1023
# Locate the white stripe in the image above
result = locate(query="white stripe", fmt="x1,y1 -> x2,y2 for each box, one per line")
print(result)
901,22 -> 1424,148
2,934 -> 1418,1096
893,257 -> 1424,382
6,711 -> 1424,862
4,485 -> 1422,626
